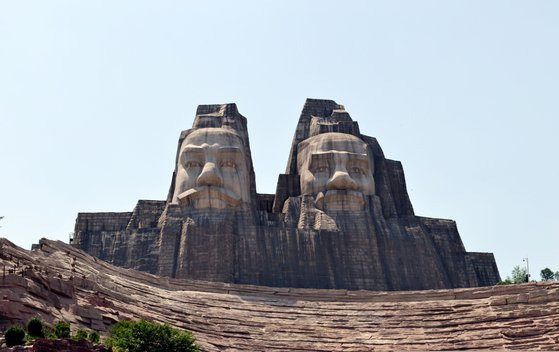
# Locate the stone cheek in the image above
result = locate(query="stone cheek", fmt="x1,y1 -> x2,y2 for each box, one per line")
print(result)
297,132 -> 375,212
172,128 -> 251,209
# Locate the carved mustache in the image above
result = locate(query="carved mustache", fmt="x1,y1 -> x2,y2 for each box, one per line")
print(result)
176,186 -> 241,207
314,190 -> 365,211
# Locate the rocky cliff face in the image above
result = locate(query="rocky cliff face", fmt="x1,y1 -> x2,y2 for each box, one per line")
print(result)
1,239 -> 558,351
73,99 -> 500,290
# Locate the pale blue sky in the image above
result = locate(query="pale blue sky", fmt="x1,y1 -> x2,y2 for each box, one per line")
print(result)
1,1 -> 558,280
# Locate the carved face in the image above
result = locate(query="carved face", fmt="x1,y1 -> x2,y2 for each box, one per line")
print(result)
172,128 -> 251,209
298,133 -> 375,211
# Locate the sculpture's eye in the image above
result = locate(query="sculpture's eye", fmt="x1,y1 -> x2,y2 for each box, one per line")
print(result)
185,161 -> 202,168
349,167 -> 364,175
221,160 -> 237,169
314,165 -> 328,173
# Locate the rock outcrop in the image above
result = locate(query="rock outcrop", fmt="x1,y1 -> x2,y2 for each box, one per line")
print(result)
1,239 -> 558,351
73,99 -> 500,290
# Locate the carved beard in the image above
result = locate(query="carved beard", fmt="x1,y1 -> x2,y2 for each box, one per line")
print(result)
314,190 -> 365,212
176,186 -> 241,209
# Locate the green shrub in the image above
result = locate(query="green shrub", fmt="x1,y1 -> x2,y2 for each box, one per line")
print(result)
27,317 -> 44,338
54,321 -> 70,338
74,329 -> 88,341
105,320 -> 198,352
88,330 -> 100,344
5,325 -> 26,347
41,324 -> 56,339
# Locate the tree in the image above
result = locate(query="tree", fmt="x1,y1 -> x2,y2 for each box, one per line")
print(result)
5,325 -> 26,347
555,271 -> 559,281
27,317 -> 44,338
74,329 -> 88,341
41,323 -> 56,339
88,330 -> 100,344
540,268 -> 554,281
105,320 -> 198,352
511,265 -> 528,283
54,321 -> 70,338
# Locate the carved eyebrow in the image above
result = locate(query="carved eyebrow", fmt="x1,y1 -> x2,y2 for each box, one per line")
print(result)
182,146 -> 205,154
216,147 -> 243,155
182,146 -> 242,152
181,146 -> 243,156
310,151 -> 368,162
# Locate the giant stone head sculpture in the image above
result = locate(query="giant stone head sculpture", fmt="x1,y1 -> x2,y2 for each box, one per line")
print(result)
297,132 -> 375,211
172,128 -> 251,208
170,104 -> 254,209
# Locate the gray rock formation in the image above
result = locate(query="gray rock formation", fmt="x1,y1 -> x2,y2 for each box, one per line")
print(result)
73,99 -> 500,290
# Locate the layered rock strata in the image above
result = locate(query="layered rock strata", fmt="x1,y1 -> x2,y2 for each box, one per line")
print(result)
1,239 -> 558,351
73,99 -> 500,290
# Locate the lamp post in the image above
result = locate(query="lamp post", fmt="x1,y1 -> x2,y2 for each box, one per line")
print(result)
523,257 -> 530,282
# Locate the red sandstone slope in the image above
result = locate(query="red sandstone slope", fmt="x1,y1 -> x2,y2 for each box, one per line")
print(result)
0,238 -> 558,351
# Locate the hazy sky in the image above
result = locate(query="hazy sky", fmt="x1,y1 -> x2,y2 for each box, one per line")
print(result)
1,1 -> 558,281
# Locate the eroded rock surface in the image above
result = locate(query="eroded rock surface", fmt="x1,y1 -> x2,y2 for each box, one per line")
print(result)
1,239 -> 558,351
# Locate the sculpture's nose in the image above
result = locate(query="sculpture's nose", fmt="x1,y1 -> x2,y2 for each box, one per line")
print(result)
197,162 -> 222,186
327,170 -> 358,191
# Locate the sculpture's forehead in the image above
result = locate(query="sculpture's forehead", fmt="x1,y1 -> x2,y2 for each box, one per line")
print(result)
183,128 -> 244,147
304,133 -> 367,153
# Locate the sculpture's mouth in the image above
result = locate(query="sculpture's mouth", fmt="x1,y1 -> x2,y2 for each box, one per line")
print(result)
314,190 -> 365,211
176,186 -> 241,209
